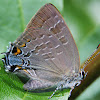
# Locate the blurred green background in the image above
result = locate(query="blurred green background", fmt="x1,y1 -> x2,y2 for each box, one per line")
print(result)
0,0 -> 100,100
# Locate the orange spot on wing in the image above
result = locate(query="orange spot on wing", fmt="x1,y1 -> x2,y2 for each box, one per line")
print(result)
20,43 -> 26,47
16,66 -> 22,69
14,47 -> 22,55
23,69 -> 29,74
27,39 -> 31,42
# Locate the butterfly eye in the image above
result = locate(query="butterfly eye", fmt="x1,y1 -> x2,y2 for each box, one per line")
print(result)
12,46 -> 22,55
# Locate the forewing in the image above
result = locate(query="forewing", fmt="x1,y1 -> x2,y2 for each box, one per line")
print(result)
14,3 -> 80,80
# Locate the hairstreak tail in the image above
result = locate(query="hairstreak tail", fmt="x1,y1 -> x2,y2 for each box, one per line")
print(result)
2,3 -> 85,99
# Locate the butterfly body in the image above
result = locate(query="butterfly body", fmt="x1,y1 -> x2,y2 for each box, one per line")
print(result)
2,3 -> 82,98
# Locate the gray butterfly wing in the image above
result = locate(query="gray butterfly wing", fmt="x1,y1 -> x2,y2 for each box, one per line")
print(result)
14,3 -> 80,89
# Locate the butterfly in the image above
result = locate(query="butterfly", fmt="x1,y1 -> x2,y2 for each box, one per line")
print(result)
2,3 -> 84,99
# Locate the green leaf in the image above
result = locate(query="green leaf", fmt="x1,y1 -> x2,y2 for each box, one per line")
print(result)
0,0 -> 100,100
